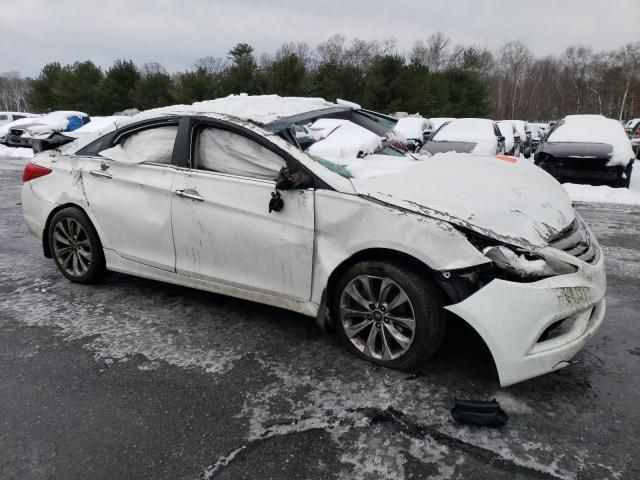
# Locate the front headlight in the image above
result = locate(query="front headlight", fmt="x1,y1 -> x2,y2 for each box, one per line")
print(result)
483,245 -> 577,280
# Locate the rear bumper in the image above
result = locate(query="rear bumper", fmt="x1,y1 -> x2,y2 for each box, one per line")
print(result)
22,182 -> 51,247
446,241 -> 606,386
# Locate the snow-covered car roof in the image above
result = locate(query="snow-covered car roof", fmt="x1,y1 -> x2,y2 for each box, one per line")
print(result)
429,117 -> 455,131
547,114 -> 634,166
136,94 -> 339,126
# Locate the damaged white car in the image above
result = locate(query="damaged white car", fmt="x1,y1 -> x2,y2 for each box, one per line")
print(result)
21,95 -> 606,386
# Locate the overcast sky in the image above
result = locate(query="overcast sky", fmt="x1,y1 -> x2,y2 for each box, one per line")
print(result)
3,0 -> 639,77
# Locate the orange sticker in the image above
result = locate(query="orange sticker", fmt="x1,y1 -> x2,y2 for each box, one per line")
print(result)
495,155 -> 518,164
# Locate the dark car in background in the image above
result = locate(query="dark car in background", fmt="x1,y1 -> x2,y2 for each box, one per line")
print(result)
534,114 -> 635,188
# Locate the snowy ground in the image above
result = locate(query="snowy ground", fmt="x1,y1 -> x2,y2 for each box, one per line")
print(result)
1,153 -> 639,479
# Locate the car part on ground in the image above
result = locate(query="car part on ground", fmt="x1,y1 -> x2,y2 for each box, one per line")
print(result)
451,398 -> 509,427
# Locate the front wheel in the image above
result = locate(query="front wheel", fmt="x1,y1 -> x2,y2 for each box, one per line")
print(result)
48,207 -> 106,284
332,261 -> 446,370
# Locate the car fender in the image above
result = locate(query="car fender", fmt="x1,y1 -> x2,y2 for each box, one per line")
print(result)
311,189 -> 489,305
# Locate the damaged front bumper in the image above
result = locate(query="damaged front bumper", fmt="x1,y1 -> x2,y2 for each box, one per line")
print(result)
446,241 -> 606,387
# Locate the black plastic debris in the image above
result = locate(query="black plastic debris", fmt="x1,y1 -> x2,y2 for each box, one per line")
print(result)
450,398 -> 508,427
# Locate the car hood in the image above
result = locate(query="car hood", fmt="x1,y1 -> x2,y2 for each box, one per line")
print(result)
351,153 -> 575,248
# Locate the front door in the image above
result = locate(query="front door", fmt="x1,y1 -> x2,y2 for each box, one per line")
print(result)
171,123 -> 315,301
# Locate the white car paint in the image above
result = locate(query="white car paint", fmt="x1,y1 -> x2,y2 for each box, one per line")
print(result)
21,97 -> 607,386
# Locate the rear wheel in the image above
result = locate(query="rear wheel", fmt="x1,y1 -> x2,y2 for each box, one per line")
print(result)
332,261 -> 446,370
48,207 -> 106,284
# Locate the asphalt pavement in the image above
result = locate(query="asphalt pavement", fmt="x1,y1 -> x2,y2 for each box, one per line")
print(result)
1,155 -> 638,479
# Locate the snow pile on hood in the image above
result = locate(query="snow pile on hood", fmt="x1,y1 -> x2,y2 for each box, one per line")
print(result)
548,115 -> 634,167
0,144 -> 33,158
432,118 -> 498,155
308,121 -> 384,160
394,117 -> 430,141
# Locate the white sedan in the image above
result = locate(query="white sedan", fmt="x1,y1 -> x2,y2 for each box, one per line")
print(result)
21,95 -> 606,386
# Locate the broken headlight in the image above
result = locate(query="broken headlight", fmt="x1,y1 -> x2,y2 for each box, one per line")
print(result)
482,245 -> 577,280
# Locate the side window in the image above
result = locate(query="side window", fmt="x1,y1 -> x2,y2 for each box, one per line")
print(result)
194,127 -> 286,181
119,125 -> 178,164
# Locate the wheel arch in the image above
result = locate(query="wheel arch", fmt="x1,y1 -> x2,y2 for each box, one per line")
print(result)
42,202 -> 97,258
324,248 -> 444,318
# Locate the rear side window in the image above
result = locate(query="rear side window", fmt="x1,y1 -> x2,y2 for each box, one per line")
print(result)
193,127 -> 286,180
119,126 -> 178,164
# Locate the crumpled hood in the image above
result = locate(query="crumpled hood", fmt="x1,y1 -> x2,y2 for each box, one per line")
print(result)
351,153 -> 575,248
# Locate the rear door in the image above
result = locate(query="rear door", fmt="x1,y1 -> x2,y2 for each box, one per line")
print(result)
171,120 -> 315,301
79,118 -> 183,271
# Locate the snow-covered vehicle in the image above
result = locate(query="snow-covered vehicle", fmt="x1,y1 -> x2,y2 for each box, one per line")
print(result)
21,95 -> 606,386
624,118 -> 640,138
420,118 -> 506,156
2,111 -> 89,148
496,120 -> 519,156
428,117 -> 455,135
501,120 -> 532,158
393,116 -> 434,151
535,114 -> 635,188
0,111 -> 40,128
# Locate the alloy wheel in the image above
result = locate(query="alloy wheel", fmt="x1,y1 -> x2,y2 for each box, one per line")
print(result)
52,217 -> 92,277
339,274 -> 416,361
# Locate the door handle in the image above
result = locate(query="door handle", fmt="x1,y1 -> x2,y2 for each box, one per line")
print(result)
174,189 -> 204,202
89,170 -> 112,179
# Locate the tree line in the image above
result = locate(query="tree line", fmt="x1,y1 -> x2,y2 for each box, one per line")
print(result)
1,34 -> 639,122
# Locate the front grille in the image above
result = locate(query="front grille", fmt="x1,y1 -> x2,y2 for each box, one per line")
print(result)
550,218 -> 597,263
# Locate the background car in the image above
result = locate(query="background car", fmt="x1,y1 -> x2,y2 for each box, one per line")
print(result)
420,118 -> 505,155
393,116 -> 434,151
2,111 -> 89,148
501,120 -> 532,158
534,114 -> 635,188
496,120 -> 519,156
0,111 -> 40,127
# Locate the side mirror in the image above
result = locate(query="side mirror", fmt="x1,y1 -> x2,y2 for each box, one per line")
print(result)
98,145 -> 139,164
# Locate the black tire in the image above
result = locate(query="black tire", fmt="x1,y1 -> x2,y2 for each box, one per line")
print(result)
331,260 -> 446,371
624,161 -> 634,189
48,207 -> 106,284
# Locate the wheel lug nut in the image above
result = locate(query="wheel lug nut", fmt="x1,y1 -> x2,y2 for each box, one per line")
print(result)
380,305 -> 386,312
376,322 -> 381,328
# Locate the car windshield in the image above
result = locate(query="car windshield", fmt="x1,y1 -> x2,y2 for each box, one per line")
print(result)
283,110 -> 418,180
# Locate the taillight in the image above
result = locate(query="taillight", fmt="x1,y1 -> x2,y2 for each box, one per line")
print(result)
22,163 -> 52,182
634,130 -> 640,138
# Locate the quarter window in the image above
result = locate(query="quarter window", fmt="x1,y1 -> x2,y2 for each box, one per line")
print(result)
119,126 -> 178,164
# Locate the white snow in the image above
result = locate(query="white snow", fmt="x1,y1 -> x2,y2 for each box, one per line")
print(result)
306,118 -> 351,140
496,121 -> 515,152
548,114 -> 634,167
70,116 -> 128,134
0,144 -> 33,159
308,121 -> 384,160
562,159 -> 640,204
393,116 -> 430,141
147,94 -> 338,125
432,118 -> 498,155
429,117 -> 455,132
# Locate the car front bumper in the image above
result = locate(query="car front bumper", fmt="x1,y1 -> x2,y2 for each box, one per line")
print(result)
446,242 -> 606,386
